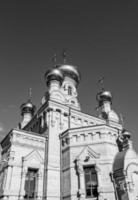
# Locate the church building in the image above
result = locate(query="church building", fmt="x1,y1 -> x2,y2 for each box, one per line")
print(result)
0,61 -> 138,200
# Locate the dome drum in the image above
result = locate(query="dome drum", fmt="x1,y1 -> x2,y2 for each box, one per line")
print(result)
108,110 -> 119,123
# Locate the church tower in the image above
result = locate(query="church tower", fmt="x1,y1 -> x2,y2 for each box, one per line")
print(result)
41,62 -> 81,200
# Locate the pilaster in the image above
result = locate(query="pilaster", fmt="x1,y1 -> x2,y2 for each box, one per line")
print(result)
37,169 -> 43,200
3,165 -> 13,196
46,108 -> 61,200
19,167 -> 27,200
76,160 -> 85,200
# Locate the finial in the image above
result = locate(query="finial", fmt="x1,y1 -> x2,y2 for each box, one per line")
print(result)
62,48 -> 67,64
29,88 -> 32,101
98,76 -> 105,91
52,53 -> 57,67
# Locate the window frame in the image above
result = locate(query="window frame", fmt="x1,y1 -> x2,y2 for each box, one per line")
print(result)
84,165 -> 98,199
24,168 -> 39,200
68,86 -> 73,96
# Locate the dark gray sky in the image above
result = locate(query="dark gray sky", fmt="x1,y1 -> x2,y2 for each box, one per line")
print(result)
0,0 -> 138,151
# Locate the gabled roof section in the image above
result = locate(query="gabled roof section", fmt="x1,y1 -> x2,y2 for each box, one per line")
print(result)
76,145 -> 100,161
23,149 -> 44,164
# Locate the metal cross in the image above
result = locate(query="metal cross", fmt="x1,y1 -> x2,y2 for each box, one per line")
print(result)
29,87 -> 32,100
98,76 -> 105,91
62,49 -> 67,64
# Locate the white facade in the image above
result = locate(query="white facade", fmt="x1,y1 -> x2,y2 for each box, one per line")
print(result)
0,63 -> 138,200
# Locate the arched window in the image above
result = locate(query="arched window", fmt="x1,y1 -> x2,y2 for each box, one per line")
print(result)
84,166 -> 98,198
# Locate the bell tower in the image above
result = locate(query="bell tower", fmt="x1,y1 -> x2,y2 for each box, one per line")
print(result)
42,60 -> 81,110
40,59 -> 82,200
58,64 -> 81,110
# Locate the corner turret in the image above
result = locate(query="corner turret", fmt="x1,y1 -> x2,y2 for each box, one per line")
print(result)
20,99 -> 36,129
96,90 -> 119,123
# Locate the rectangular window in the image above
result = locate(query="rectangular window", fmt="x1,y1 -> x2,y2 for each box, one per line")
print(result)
24,168 -> 38,200
84,166 -> 98,198
68,86 -> 72,95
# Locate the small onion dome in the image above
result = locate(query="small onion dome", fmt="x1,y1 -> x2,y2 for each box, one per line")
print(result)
96,90 -> 112,106
45,68 -> 64,86
122,129 -> 131,139
20,99 -> 36,116
108,110 -> 119,123
58,64 -> 80,86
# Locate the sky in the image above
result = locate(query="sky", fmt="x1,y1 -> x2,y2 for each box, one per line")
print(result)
0,0 -> 138,151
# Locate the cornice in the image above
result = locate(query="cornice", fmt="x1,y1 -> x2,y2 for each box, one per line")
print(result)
11,129 -> 46,149
60,123 -> 120,138
12,129 -> 46,140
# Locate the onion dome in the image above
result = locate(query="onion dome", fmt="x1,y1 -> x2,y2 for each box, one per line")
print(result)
96,90 -> 112,107
122,129 -> 131,139
108,110 -> 119,123
58,64 -> 80,86
45,68 -> 64,86
20,99 -> 36,116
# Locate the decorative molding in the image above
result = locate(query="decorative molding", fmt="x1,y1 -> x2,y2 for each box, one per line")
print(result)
76,145 -> 100,162
23,150 -> 44,165
12,132 -> 45,149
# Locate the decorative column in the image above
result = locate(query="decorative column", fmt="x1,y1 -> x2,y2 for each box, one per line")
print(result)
45,106 -> 61,200
19,166 -> 27,200
37,169 -> 43,200
51,109 -> 55,127
60,111 -> 63,130
76,159 -> 85,200
3,165 -> 13,196
95,165 -> 103,200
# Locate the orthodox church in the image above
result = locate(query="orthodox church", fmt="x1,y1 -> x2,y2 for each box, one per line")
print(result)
0,60 -> 138,200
